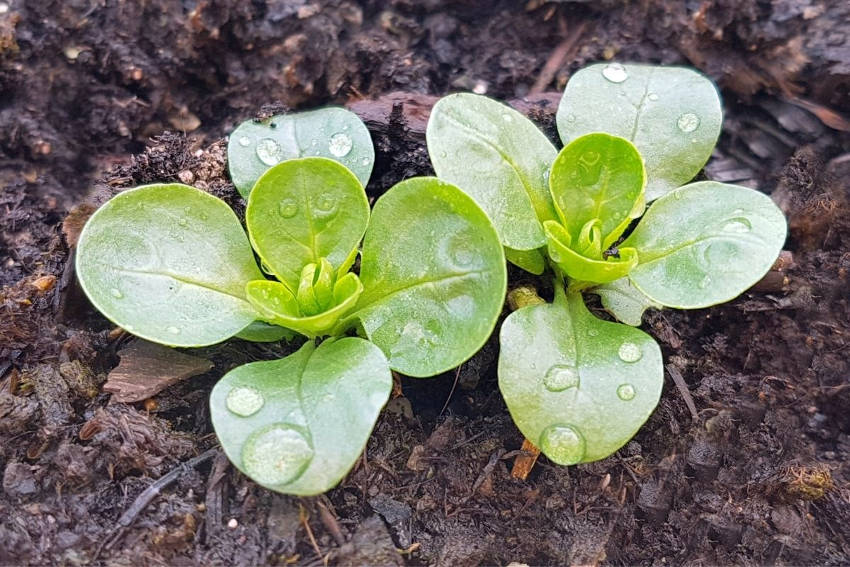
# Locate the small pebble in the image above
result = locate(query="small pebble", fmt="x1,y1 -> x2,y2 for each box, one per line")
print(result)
227,518 -> 238,529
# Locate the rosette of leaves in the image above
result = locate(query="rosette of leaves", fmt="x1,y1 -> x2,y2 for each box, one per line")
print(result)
426,63 -> 787,465
76,152 -> 506,493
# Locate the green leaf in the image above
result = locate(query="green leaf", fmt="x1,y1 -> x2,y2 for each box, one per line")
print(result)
245,273 -> 363,338
622,181 -> 787,308
246,158 -> 370,291
505,247 -> 546,275
235,321 -> 297,343
590,278 -> 662,326
498,288 -> 663,464
228,108 -> 375,198
76,184 -> 262,347
210,338 -> 392,495
549,133 -> 645,249
427,93 -> 558,250
353,177 -> 507,377
557,63 -> 722,201
544,221 -> 638,284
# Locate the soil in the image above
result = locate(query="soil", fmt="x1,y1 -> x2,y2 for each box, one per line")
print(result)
2,1 -> 850,565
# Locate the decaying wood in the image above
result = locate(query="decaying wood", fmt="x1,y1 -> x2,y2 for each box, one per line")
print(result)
511,438 -> 542,480
103,340 -> 213,402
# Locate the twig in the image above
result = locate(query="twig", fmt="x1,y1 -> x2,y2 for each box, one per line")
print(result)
95,448 -> 218,560
530,22 -> 587,94
666,364 -> 699,420
438,364 -> 462,417
299,503 -> 325,563
317,496 -> 345,546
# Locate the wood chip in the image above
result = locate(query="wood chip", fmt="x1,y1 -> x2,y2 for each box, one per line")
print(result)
103,340 -> 213,402
510,438 -> 541,480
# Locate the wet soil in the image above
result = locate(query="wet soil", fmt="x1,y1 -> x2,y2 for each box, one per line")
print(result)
2,1 -> 850,565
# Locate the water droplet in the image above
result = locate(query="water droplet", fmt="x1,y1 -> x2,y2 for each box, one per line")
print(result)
677,112 -> 700,133
314,193 -> 336,214
618,342 -> 642,363
177,218 -> 188,227
617,383 -> 636,401
601,63 -> 628,83
588,328 -> 599,337
167,326 -> 181,335
543,170 -> 550,182
450,240 -> 475,267
648,93 -> 659,101
278,197 -> 298,218
565,114 -> 577,123
226,386 -> 265,417
723,217 -> 752,233
256,138 -> 282,165
699,274 -> 712,289
199,212 -> 209,220
241,423 -> 314,485
502,113 -> 513,122
439,151 -> 447,158
328,133 -> 353,157
310,138 -> 318,146
361,157 -> 370,166
543,364 -> 580,392
110,288 -> 123,299
539,424 -> 586,465
238,136 -> 252,147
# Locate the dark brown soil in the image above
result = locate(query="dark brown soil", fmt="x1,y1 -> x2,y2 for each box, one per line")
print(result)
2,1 -> 849,565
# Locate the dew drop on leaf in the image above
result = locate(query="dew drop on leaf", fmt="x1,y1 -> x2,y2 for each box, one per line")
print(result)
617,383 -> 636,401
278,198 -> 298,218
618,342 -> 642,363
565,113 -> 577,122
226,386 -> 265,417
177,218 -> 188,227
241,423 -> 314,485
238,136 -> 252,147
540,424 -> 586,465
543,364 -> 580,392
110,288 -> 123,299
256,138 -> 282,165
328,133 -> 353,157
601,63 -> 628,83
648,93 -> 659,101
314,193 -> 337,214
501,113 -> 513,122
167,326 -> 181,335
722,217 -> 752,233
676,112 -> 700,133
699,274 -> 712,289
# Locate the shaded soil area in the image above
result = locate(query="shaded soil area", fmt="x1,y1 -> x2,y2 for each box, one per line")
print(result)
2,0 -> 850,565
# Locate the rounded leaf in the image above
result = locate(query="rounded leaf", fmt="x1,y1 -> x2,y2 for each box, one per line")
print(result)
235,321 -> 297,343
549,133 -> 645,248
76,184 -> 262,347
210,339 -> 392,495
557,63 -> 722,201
544,221 -> 638,284
353,177 -> 507,377
228,108 -> 374,198
591,278 -> 662,326
622,181 -> 787,308
499,290 -> 663,464
427,93 -> 558,250
246,158 -> 370,291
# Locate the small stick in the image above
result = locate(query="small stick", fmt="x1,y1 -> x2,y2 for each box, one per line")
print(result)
530,22 -> 587,94
666,364 -> 699,420
317,496 -> 346,546
510,439 -> 542,480
299,503 -> 324,562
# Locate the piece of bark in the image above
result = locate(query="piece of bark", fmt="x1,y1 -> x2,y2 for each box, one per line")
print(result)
511,438 -> 542,480
103,340 -> 212,402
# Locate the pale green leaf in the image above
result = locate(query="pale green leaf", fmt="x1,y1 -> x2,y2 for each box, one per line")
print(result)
76,184 -> 262,347
228,108 -> 374,198
544,221 -> 638,284
210,339 -> 392,495
499,288 -> 663,464
557,63 -> 722,201
427,93 -> 558,250
246,158 -> 369,291
591,277 -> 662,326
622,181 -> 787,308
505,247 -> 546,275
235,321 -> 297,343
352,177 -> 507,377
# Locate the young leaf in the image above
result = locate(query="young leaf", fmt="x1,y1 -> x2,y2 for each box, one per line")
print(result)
210,338 -> 392,495
590,278 -> 662,326
228,108 -> 375,198
245,274 -> 363,338
557,63 -> 722,201
505,247 -> 546,275
353,177 -> 507,377
235,321 -> 297,343
427,93 -> 558,251
76,184 -> 262,347
544,221 -> 638,284
621,181 -> 787,308
246,158 -> 370,291
499,288 -> 663,465
549,133 -> 645,249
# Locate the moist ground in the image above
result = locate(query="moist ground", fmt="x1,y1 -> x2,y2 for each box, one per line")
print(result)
1,1 -> 849,565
